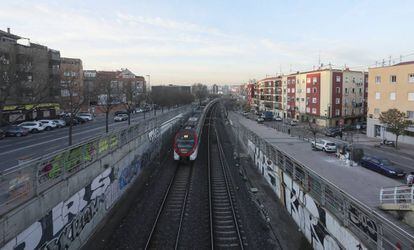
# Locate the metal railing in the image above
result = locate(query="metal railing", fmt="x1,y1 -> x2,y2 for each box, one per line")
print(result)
233,117 -> 414,249
380,185 -> 414,207
0,107 -> 190,216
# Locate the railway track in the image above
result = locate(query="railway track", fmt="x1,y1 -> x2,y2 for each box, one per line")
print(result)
144,163 -> 193,249
208,106 -> 246,249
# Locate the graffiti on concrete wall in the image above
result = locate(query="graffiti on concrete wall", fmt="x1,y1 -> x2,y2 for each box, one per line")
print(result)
348,204 -> 378,242
2,167 -> 115,250
248,140 -> 281,199
119,157 -> 142,190
283,173 -> 366,250
246,138 -> 366,250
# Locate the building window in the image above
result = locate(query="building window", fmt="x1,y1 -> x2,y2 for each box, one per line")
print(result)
292,88 -> 295,93
312,77 -> 317,84
409,74 -> 414,83
408,93 -> 414,101
336,75 -> 341,82
312,108 -> 317,114
375,76 -> 381,84
352,88 -> 355,93
336,87 -> 340,94
345,88 -> 348,94
335,109 -> 340,116
375,92 -> 381,100
307,88 -> 310,93
312,97 -> 317,103
335,98 -> 340,104
344,109 -> 348,115
306,107 -> 310,113
287,88 -> 291,93
313,87 -> 317,93
390,92 -> 396,100
390,75 -> 397,83
359,88 -> 362,94
408,111 -> 414,119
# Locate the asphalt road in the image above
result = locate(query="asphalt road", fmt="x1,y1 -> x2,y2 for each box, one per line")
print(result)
0,108 -> 179,171
244,113 -> 414,174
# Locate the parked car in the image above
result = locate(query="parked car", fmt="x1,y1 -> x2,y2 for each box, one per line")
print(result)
114,114 -> 129,122
325,127 -> 341,137
76,116 -> 88,124
274,116 -> 283,122
38,120 -> 57,131
63,116 -> 80,126
289,119 -> 298,126
4,126 -> 30,137
256,117 -> 264,124
242,112 -> 249,116
77,112 -> 94,121
360,156 -> 405,178
311,139 -> 337,152
115,110 -> 129,116
135,108 -> 144,113
261,111 -> 274,121
53,119 -> 67,128
18,121 -> 45,133
0,129 -> 5,139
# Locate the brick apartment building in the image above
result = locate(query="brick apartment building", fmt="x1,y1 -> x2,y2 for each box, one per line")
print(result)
253,67 -> 368,127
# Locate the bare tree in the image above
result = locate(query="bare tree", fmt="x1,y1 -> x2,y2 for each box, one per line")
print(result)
60,76 -> 85,146
123,81 -> 143,125
192,83 -> 208,105
96,74 -> 116,133
307,121 -> 321,148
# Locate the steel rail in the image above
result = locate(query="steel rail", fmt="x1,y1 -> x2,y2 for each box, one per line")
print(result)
216,128 -> 244,250
144,163 -> 193,249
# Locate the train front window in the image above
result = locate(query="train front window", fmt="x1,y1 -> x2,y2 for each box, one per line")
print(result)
177,139 -> 194,149
177,132 -> 195,149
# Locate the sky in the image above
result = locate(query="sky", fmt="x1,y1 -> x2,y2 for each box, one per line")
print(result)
1,0 -> 413,85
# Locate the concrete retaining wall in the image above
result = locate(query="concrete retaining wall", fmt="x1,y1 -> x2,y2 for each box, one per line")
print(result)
0,113 -> 187,250
239,130 -> 366,249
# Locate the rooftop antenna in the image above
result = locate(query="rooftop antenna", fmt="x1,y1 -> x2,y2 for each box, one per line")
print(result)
318,51 -> 321,67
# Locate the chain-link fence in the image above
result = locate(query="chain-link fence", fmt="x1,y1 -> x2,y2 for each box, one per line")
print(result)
235,119 -> 414,249
0,107 -> 190,216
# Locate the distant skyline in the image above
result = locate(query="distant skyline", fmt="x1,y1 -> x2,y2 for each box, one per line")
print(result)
1,0 -> 413,85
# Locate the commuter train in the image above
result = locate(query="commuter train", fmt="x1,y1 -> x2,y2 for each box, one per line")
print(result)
173,107 -> 204,161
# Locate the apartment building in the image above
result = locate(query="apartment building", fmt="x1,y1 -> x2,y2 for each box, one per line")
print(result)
0,28 -> 61,124
254,77 -> 283,116
253,67 -> 367,127
367,61 -> 414,144
60,57 -> 84,110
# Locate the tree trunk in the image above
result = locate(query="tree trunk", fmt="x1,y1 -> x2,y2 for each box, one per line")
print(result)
128,111 -> 131,126
395,135 -> 399,149
69,117 -> 73,146
105,111 -> 109,133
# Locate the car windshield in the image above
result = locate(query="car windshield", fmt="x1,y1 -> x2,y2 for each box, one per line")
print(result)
380,159 -> 392,165
326,143 -> 336,146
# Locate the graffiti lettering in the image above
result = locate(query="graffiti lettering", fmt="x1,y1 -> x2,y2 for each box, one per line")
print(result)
41,195 -> 103,249
349,205 -> 377,241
